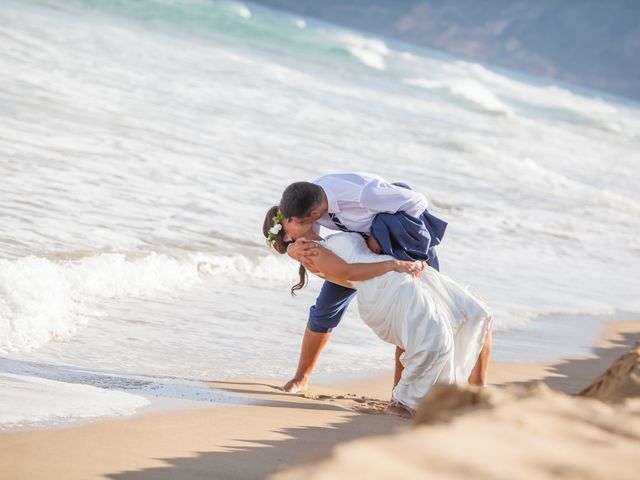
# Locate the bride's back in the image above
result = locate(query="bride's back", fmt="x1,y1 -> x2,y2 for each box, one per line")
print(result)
321,232 -> 395,265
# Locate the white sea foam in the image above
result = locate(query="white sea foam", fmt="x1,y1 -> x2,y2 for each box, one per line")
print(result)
196,252 -> 299,283
0,254 -> 200,353
0,373 -> 149,429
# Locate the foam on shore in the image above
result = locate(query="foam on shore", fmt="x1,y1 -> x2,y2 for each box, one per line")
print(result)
0,373 -> 149,430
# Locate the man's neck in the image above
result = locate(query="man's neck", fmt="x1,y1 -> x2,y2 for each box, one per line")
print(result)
318,188 -> 329,216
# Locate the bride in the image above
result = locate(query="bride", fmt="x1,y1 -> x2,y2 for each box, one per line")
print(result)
264,206 -> 493,416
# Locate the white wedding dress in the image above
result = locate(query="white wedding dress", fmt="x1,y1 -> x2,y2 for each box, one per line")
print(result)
320,233 -> 493,411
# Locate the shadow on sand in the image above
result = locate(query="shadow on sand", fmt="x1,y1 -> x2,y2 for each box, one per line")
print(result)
105,326 -> 640,479
105,399 -> 399,480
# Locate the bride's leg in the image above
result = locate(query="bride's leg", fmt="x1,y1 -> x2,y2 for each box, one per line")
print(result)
387,346 -> 412,418
468,317 -> 493,386
384,400 -> 414,419
393,346 -> 405,388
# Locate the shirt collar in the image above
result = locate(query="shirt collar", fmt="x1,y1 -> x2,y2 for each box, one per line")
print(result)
322,185 -> 340,214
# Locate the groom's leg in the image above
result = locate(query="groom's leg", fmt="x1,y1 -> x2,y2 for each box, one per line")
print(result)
308,281 -> 357,333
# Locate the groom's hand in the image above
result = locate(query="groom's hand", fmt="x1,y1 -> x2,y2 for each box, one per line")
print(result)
287,238 -> 319,268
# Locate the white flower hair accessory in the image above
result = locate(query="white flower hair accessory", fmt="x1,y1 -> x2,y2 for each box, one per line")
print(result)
266,211 -> 284,248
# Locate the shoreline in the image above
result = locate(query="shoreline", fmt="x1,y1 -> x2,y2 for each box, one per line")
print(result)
1,319 -> 638,479
0,308 -> 632,435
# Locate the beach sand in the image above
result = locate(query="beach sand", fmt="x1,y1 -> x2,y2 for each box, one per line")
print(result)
0,320 -> 638,480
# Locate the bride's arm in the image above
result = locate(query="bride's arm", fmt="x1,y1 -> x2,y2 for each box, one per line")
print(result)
310,245 -> 423,287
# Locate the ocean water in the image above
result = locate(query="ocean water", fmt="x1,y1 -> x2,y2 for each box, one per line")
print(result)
1,0 -> 639,429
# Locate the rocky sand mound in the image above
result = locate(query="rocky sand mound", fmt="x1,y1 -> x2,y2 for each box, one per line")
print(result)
579,342 -> 640,402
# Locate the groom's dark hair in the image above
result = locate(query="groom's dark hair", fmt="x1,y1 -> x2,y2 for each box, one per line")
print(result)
279,182 -> 323,218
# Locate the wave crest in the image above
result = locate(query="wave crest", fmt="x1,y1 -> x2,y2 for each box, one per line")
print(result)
404,77 -> 513,115
0,251 -> 299,353
0,253 -> 199,353
340,34 -> 389,71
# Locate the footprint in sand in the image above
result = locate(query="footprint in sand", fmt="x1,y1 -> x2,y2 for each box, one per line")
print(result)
302,392 -> 389,414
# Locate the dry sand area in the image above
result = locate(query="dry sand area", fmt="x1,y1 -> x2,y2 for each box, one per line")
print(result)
0,320 -> 639,480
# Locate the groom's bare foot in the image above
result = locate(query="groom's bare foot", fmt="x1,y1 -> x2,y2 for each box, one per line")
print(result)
384,403 -> 413,419
280,376 -> 309,393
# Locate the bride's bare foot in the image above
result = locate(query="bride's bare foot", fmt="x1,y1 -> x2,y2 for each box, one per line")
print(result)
384,403 -> 413,419
280,376 -> 309,393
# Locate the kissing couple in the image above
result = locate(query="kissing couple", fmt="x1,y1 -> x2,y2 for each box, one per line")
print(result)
263,172 -> 493,417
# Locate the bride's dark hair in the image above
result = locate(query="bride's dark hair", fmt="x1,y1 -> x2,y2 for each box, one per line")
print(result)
263,205 -> 308,295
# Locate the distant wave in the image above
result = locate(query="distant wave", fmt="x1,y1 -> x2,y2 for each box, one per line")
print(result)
293,18 -> 307,29
404,77 -> 513,116
338,34 -> 390,71
457,63 -> 631,133
228,2 -> 251,19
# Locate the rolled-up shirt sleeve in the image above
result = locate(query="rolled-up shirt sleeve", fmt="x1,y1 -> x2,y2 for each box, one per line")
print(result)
359,181 -> 428,218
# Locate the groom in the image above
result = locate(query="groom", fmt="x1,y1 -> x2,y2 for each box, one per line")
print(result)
277,172 -> 449,393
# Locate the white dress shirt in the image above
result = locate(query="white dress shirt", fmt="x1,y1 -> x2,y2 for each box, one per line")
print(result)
312,172 -> 428,233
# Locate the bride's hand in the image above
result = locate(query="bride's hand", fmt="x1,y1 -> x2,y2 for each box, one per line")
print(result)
390,260 -> 425,278
287,238 -> 319,266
